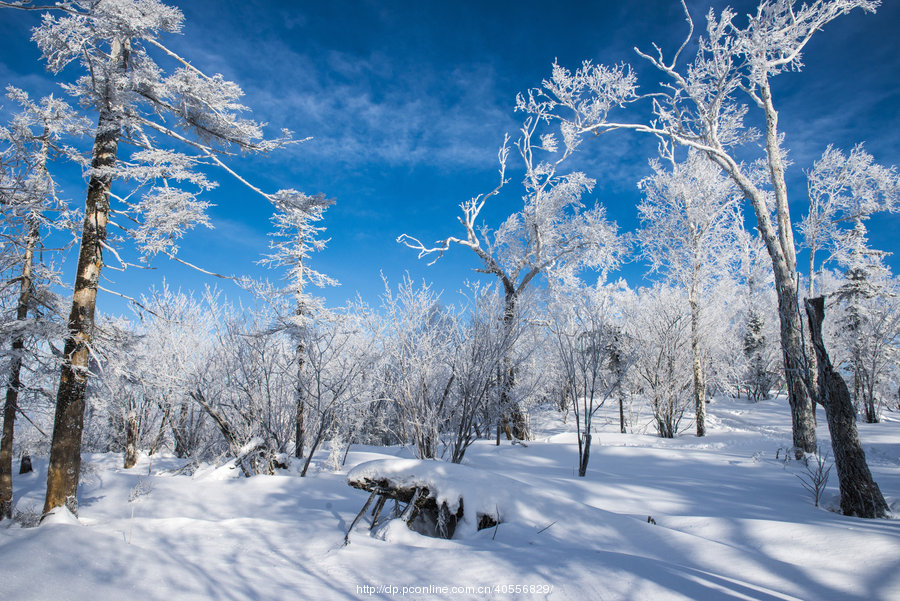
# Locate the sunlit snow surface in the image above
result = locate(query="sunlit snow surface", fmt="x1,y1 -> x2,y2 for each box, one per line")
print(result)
2,396 -> 899,600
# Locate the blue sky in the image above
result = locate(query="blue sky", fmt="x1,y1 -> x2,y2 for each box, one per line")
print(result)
1,0 -> 898,315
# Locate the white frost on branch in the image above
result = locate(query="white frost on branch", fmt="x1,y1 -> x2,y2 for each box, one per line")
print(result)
8,0 -> 308,273
398,102 -> 626,299
259,190 -> 337,308
802,144 -> 899,293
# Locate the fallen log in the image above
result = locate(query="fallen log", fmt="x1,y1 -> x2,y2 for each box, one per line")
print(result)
346,459 -> 501,539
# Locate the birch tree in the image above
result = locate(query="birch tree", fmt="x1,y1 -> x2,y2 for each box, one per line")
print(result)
398,109 -> 625,440
637,148 -> 741,436
0,88 -> 85,520
1,0 -> 309,516
526,0 -> 880,456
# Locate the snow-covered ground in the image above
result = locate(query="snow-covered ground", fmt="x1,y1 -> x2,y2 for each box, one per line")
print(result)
2,396 -> 899,601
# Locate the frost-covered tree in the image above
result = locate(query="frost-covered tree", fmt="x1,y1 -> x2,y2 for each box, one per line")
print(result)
800,145 -> 897,422
526,0 -> 882,456
186,300 -> 300,475
443,283 -> 522,463
833,223 -> 894,422
78,285 -> 221,466
837,280 -> 900,424
373,277 -> 455,460
638,148 -> 741,436
398,108 -> 625,441
624,285 -> 693,438
735,227 -> 781,401
138,284 -> 217,460
0,87 -> 85,519
547,282 -> 631,475
1,0 -> 311,515
259,192 -> 336,460
369,278 -> 526,463
86,316 -> 159,468
295,304 -> 373,476
802,144 -> 899,297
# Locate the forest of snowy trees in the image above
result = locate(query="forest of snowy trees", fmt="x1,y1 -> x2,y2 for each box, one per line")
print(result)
1,0 -> 899,533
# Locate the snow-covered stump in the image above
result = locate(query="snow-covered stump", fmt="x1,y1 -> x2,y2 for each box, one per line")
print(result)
346,460 -> 502,541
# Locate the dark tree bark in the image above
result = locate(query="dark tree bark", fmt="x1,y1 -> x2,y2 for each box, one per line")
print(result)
300,409 -> 333,477
805,297 -> 888,519
0,357 -> 22,520
294,384 -> 305,459
578,433 -> 592,477
0,226 -> 36,520
610,342 -> 627,434
774,260 -> 817,457
1,131 -> 46,520
191,389 -> 238,450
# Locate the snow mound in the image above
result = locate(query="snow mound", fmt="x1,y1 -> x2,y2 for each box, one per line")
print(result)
39,506 -> 80,526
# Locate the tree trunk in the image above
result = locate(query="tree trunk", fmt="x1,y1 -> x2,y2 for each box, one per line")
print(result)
709,166 -> 816,455
805,297 -> 888,519
775,270 -> 817,457
760,81 -> 816,456
149,400 -> 170,455
300,414 -> 330,477
294,310 -> 305,459
294,390 -> 305,459
123,412 -> 138,469
499,291 -> 529,441
172,402 -> 191,458
708,81 -> 817,458
578,432 -> 591,477
0,230 -> 37,520
191,389 -> 239,451
2,132 -> 48,520
807,256 -> 820,426
863,373 -> 878,424
0,357 -> 21,520
689,276 -> 706,437
292,235 -> 309,459
43,94 -> 123,515
43,142 -> 116,511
